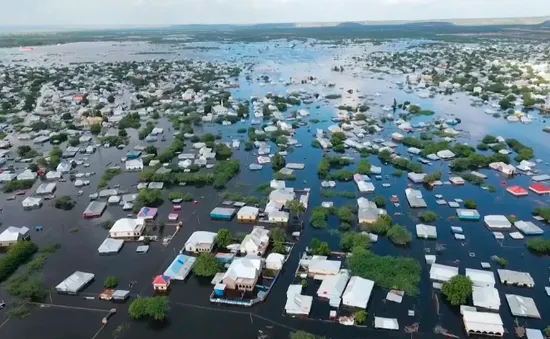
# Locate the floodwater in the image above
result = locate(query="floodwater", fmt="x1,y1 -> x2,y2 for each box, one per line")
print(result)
1,40 -> 550,339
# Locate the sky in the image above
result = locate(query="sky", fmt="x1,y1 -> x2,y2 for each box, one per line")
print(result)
2,0 -> 550,27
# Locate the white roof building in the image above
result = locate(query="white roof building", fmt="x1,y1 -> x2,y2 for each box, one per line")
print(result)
22,196 -> 42,209
240,227 -> 270,256
45,171 -> 62,181
266,253 -> 285,270
466,268 -> 496,287
56,162 -> 71,173
497,269 -> 535,287
430,263 -> 459,282
462,311 -> 504,337
184,231 -> 217,253
0,226 -> 30,247
56,271 -> 95,295
109,218 -> 146,239
285,285 -> 312,315
342,276 -> 374,309
302,258 -> 341,276
126,158 -> 144,171
0,171 -> 16,182
505,294 -> 541,319
416,224 -> 437,239
472,286 -> 501,311
16,169 -> 37,181
317,269 -> 350,301
484,215 -> 512,229
97,238 -> 124,254
36,182 -> 56,195
436,149 -> 455,159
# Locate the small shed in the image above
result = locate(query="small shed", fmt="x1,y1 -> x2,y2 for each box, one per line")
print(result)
152,275 -> 170,291
457,208 -> 480,221
416,224 -> 437,239
374,317 -> 399,331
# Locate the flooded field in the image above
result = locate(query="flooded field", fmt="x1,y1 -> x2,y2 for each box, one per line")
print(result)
1,39 -> 550,339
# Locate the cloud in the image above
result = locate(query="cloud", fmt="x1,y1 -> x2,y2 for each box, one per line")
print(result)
2,0 -> 549,27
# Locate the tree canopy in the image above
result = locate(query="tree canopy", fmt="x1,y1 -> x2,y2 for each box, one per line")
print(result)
129,296 -> 170,321
441,275 -> 473,306
192,253 -> 222,277
216,229 -> 233,249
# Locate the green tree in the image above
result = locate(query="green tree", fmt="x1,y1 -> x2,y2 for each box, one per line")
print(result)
374,196 -> 386,207
290,331 -> 324,339
499,98 -> 511,110
340,232 -> 371,252
216,229 -> 233,249
107,95 -> 115,104
441,275 -> 473,306
387,225 -> 412,245
69,136 -> 80,147
464,200 -> 477,209
104,276 -> 119,288
192,253 -> 222,277
272,153 -> 286,171
118,129 -> 128,137
337,206 -> 354,223
312,242 -> 331,256
90,123 -> 102,135
271,227 -> 286,243
6,275 -> 47,301
287,199 -> 306,218
214,143 -> 233,160
354,310 -> 367,324
54,196 -> 76,211
356,159 -> 371,175
129,296 -> 169,321
419,211 -> 438,223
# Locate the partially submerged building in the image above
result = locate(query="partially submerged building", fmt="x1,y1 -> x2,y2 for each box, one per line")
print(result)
83,201 -> 107,219
317,269 -> 350,306
472,286 -> 501,311
56,271 -> 95,295
342,276 -> 374,309
163,254 -> 197,281
285,284 -> 312,316
0,226 -> 30,247
222,257 -> 262,291
497,269 -> 535,287
210,207 -> 236,221
240,227 -> 270,256
462,311 -> 504,337
184,231 -> 217,253
97,238 -> 124,255
456,208 -> 480,221
416,224 -> 437,239
505,294 -> 541,319
484,215 -> 511,229
109,218 -> 146,239
405,188 -> 427,208
430,263 -> 458,282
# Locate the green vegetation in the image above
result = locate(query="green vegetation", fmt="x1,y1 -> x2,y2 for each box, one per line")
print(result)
133,189 -> 163,213
317,156 -> 354,178
347,247 -> 421,296
419,211 -> 438,223
476,143 -> 489,151
216,229 -> 233,249
99,168 -> 121,189
354,310 -> 367,325
356,159 -> 371,175
373,196 -> 386,208
464,199 -> 477,209
495,257 -> 508,268
387,225 -> 412,245
310,238 -> 331,256
392,169 -> 404,177
290,331 -> 326,339
534,207 -> 550,222
104,276 -> 119,288
3,180 -> 35,193
168,192 -> 193,201
441,275 -> 473,306
193,253 -> 222,277
527,239 -> 550,254
54,195 -> 76,210
118,112 -> 142,129
423,171 -> 442,185
90,123 -> 102,135
0,242 -> 38,282
17,145 -> 39,158
6,275 -> 47,301
310,207 -> 330,229
340,232 -> 371,252
221,192 -> 262,205
460,173 -> 485,186
274,172 -> 296,181
129,296 -> 170,321
337,206 -> 354,223
320,190 -> 356,199
362,215 -> 393,234
506,138 -> 534,162
271,227 -> 287,254
378,150 -> 423,173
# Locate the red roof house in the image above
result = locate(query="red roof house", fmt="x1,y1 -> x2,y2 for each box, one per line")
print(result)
153,275 -> 170,291
529,183 -> 550,195
506,185 -> 528,197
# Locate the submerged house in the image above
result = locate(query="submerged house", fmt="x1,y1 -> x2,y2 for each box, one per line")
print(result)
240,227 -> 270,256
184,231 -> 217,253
342,276 -> 374,309
222,257 -> 262,291
462,311 -> 504,337
0,226 -> 30,247
109,218 -> 146,239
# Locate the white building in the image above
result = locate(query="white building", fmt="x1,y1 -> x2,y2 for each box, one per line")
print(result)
109,218 -> 146,239
22,196 -> 42,209
462,311 -> 504,337
266,253 -> 285,270
430,263 -> 458,282
237,206 -> 260,222
184,231 -> 217,253
16,169 -> 37,181
240,227 -> 270,256
317,269 -> 350,301
342,276 -> 374,309
285,285 -> 312,316
126,158 -> 144,171
0,226 -> 30,247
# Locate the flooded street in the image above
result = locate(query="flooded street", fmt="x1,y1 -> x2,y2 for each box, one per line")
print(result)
1,39 -> 550,339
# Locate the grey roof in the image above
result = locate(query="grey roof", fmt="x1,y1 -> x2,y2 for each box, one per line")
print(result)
497,269 -> 535,287
374,317 -> 399,330
405,188 -> 427,208
532,174 -> 550,182
98,238 -> 124,254
484,215 -> 511,229
36,182 -> 56,195
56,271 -> 94,294
514,221 -> 544,235
457,209 -> 480,219
358,207 -> 379,222
98,189 -> 118,198
83,201 -> 107,216
505,294 -> 541,319
408,172 -> 426,183
112,290 -> 130,299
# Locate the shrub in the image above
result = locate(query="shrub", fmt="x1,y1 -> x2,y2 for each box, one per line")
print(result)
387,225 -> 412,245
104,276 -> 119,288
527,238 -> 550,254
441,275 -> 473,306
419,211 -> 437,223
54,196 -> 76,210
0,242 -> 38,282
464,200 -> 477,209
